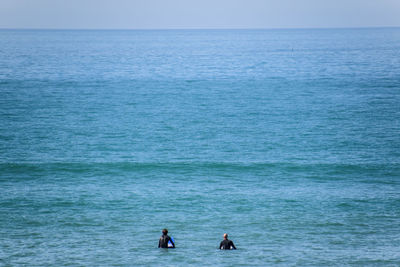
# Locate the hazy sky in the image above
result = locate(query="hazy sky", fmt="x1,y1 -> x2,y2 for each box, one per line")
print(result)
1,0 -> 400,29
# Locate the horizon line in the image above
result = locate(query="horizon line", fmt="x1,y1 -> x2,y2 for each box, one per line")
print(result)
1,26 -> 399,31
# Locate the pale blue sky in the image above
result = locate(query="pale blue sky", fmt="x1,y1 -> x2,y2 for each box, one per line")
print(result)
1,0 -> 400,29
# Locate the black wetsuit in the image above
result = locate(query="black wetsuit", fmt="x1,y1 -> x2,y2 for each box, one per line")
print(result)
158,234 -> 175,248
219,239 -> 236,250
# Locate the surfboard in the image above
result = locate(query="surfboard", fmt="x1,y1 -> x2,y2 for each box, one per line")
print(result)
168,236 -> 175,248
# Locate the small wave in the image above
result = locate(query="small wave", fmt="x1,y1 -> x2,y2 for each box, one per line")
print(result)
1,161 -> 399,175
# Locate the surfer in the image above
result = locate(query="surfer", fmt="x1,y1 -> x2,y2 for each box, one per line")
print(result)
158,228 -> 175,248
219,233 -> 236,250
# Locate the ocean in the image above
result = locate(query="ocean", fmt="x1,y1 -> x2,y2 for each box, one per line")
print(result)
0,28 -> 399,266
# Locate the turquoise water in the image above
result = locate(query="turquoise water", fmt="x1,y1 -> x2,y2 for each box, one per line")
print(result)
0,28 -> 400,266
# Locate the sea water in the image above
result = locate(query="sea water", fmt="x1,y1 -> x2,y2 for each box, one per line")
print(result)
0,28 -> 399,266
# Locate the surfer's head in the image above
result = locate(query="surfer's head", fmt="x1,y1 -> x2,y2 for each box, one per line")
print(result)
162,229 -> 168,235
223,233 -> 228,239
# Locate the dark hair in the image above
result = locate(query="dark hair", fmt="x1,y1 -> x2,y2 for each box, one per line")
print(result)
162,228 -> 168,234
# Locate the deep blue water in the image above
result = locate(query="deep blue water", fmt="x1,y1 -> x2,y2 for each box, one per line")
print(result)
0,28 -> 400,266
